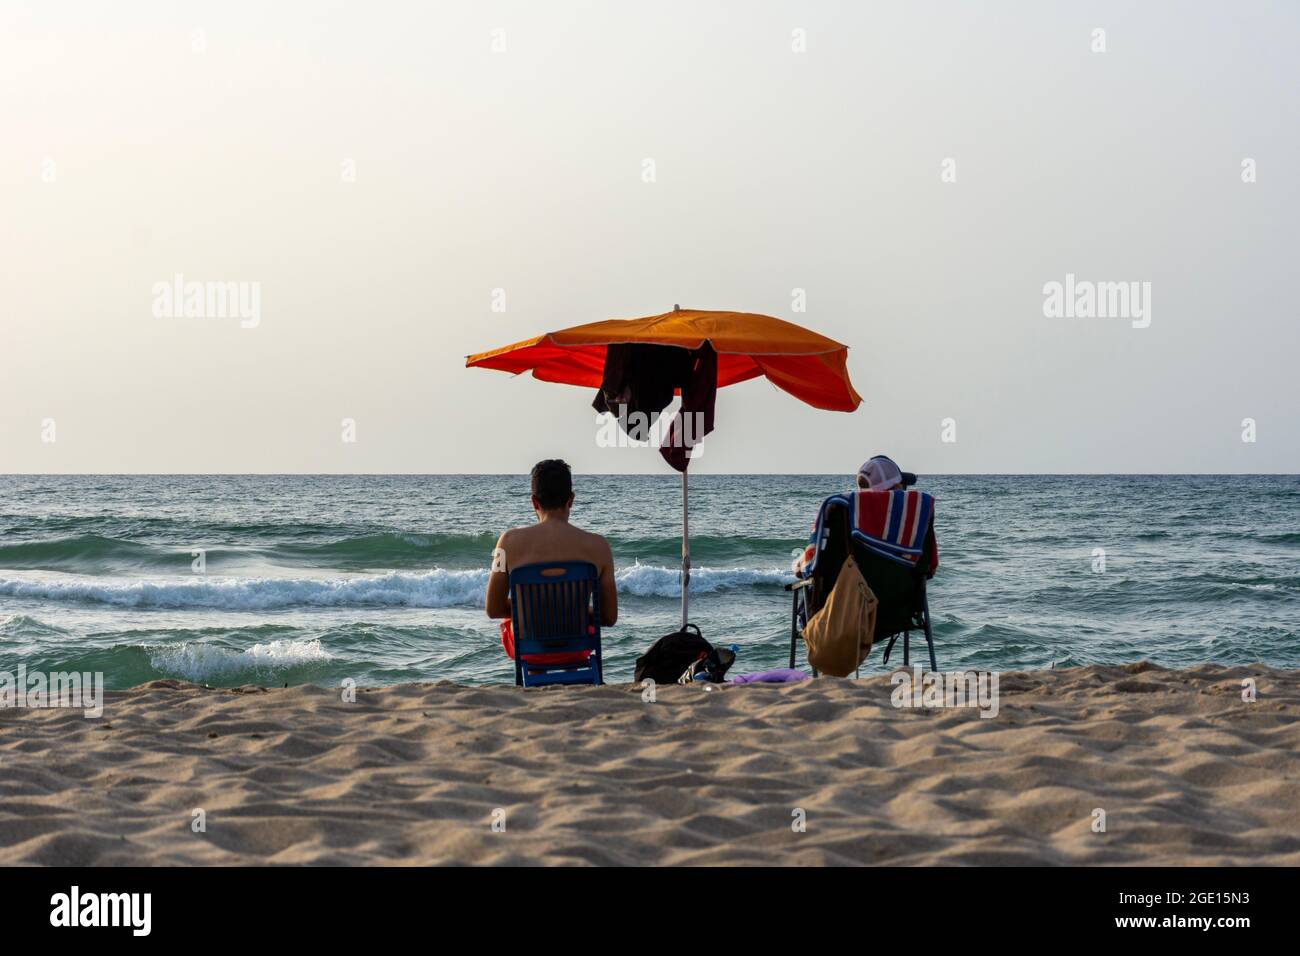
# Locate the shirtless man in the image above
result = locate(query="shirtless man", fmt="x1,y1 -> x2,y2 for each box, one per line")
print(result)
486,459 -> 617,661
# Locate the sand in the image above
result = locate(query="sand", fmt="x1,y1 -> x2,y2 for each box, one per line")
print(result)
2,662 -> 1298,865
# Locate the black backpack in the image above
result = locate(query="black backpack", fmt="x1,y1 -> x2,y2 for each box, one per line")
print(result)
634,624 -> 734,684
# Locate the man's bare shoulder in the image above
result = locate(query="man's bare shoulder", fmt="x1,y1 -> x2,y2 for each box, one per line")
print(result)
495,524 -> 538,559
502,523 -> 556,543
571,524 -> 611,547
571,525 -> 614,563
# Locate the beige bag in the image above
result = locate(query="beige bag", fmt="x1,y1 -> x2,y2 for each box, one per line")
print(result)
802,556 -> 878,677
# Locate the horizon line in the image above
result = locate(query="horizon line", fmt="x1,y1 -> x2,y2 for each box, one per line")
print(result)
3,472 -> 1298,479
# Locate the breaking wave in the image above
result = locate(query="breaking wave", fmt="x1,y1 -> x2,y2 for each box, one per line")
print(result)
0,564 -> 789,610
148,638 -> 333,682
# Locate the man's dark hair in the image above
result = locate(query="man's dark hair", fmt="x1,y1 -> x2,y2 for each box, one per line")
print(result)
530,459 -> 573,510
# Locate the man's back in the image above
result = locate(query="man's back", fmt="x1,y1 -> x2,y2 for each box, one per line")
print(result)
498,520 -> 611,577
488,521 -> 618,632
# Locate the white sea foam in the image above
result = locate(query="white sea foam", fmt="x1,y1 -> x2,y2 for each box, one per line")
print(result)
615,563 -> 789,597
149,639 -> 332,681
0,570 -> 490,610
0,564 -> 788,610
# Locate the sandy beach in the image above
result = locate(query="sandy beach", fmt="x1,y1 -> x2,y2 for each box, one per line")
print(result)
2,662 -> 1298,866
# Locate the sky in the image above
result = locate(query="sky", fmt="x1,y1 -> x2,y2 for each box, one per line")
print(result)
2,0 -> 1297,474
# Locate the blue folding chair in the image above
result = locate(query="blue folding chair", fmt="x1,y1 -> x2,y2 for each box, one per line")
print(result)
508,561 -> 604,687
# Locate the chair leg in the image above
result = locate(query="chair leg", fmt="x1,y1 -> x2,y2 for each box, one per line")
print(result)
903,629 -> 910,666
789,590 -> 799,669
923,599 -> 938,672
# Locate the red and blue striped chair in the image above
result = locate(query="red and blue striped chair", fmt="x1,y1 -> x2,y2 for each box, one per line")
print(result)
787,490 -> 939,673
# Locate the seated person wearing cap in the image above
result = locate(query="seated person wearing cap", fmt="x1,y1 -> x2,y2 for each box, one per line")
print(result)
852,455 -> 935,580
486,459 -> 618,664
855,455 -> 938,578
794,454 -> 939,579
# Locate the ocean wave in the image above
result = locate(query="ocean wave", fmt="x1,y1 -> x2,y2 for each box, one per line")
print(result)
275,532 -> 500,567
0,570 -> 490,610
0,613 -> 70,638
0,535 -> 172,572
0,531 -> 807,574
1257,531 -> 1300,545
615,563 -> 790,597
148,639 -> 333,682
0,563 -> 791,610
1195,572 -> 1300,592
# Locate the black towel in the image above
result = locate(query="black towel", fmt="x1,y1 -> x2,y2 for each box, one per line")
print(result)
661,343 -> 716,472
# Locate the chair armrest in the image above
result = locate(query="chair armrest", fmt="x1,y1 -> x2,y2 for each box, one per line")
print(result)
784,577 -> 813,593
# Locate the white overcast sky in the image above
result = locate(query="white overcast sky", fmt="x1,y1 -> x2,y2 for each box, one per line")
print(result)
2,0 -> 1296,474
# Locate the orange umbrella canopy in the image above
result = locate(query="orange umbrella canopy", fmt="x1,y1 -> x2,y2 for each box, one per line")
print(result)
465,308 -> 861,412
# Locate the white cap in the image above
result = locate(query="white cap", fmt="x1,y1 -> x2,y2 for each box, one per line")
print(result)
857,455 -> 917,492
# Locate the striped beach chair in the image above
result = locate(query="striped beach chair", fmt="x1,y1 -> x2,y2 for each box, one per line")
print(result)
508,561 -> 604,687
787,490 -> 939,673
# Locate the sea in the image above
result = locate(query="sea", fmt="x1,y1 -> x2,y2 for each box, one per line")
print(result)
1,474 -> 1296,689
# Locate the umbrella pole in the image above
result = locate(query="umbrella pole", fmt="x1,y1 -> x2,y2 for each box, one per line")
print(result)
681,469 -> 690,628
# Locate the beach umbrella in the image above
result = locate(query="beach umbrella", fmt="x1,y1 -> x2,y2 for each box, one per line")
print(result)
466,306 -> 861,626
